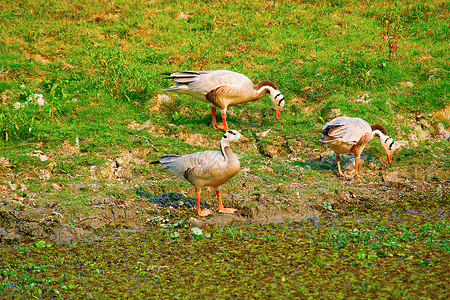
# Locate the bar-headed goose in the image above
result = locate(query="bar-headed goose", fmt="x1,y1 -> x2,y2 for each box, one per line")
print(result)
151,130 -> 249,216
311,116 -> 407,177
162,70 -> 285,131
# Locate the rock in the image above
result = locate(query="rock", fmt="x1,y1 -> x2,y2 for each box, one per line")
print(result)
320,107 -> 341,121
52,183 -> 62,191
115,166 -> 133,180
131,148 -> 151,160
57,140 -> 79,157
0,157 -> 11,168
147,93 -> 171,112
0,164 -> 14,180
177,11 -> 189,20
96,160 -> 117,180
256,129 -> 271,138
116,150 -> 132,167
436,123 -> 450,140
413,124 -> 430,141
39,162 -> 56,180
382,171 -> 411,184
355,93 -> 371,104
434,104 -> 450,121
262,144 -> 283,158
8,182 -> 19,191
39,154 -> 50,161
399,81 -> 414,88
128,120 -> 152,130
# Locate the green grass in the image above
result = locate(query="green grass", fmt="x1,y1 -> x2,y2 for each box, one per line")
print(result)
0,0 -> 450,298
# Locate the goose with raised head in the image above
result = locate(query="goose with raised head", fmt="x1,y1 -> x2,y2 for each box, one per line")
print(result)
151,130 -> 249,216
310,116 -> 407,177
162,70 -> 285,131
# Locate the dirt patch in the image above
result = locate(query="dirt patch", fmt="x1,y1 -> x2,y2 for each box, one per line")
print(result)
1,168 -> 447,243
1,113 -> 449,242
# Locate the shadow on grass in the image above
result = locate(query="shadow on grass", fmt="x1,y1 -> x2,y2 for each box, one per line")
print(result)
291,156 -> 337,171
136,186 -> 210,209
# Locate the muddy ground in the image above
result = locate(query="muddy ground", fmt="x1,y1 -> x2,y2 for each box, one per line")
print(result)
1,116 -> 449,242
1,162 -> 448,243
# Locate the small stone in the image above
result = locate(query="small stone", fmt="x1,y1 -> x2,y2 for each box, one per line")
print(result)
8,182 -> 19,191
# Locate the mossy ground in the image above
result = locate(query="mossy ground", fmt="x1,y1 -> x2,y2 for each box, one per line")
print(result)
1,202 -> 449,299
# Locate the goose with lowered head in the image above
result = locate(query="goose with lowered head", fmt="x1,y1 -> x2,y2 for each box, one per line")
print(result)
162,70 -> 285,131
310,116 -> 408,177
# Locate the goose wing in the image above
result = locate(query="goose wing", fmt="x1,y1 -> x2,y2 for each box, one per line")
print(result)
158,151 -> 227,184
323,117 -> 371,144
164,70 -> 253,94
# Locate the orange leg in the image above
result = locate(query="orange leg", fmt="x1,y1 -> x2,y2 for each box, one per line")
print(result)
336,154 -> 344,177
196,191 -> 213,217
354,156 -> 360,177
216,190 -> 236,214
211,107 -> 228,131
221,114 -> 228,132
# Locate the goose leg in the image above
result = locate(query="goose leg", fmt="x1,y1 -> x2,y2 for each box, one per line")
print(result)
196,190 -> 213,217
220,114 -> 228,132
211,107 -> 226,130
336,154 -> 345,177
216,190 -> 236,214
354,155 -> 361,177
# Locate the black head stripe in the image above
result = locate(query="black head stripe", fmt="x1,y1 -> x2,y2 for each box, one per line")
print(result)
278,98 -> 284,106
223,134 -> 228,139
389,139 -> 395,150
384,137 -> 390,144
227,130 -> 236,135
274,93 -> 282,99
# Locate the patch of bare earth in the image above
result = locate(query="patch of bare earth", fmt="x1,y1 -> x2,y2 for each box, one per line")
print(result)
1,114 -> 449,242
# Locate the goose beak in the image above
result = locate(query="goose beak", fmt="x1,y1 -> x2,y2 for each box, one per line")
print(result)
275,110 -> 281,120
239,136 -> 249,143
387,154 -> 392,164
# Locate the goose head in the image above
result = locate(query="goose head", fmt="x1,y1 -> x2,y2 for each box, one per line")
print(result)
271,90 -> 285,120
380,139 -> 409,164
222,130 -> 249,146
372,124 -> 409,164
256,81 -> 285,120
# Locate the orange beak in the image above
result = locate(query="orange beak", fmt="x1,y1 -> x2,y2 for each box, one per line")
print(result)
239,136 -> 249,143
387,154 -> 392,164
275,110 -> 281,120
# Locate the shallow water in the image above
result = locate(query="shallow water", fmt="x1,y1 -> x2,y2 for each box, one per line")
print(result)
1,207 -> 449,299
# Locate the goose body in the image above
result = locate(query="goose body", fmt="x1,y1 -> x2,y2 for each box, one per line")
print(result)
163,70 -> 285,131
311,116 -> 406,177
152,130 -> 249,216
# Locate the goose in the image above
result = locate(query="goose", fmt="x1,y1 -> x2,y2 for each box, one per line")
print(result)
151,130 -> 249,216
162,70 -> 285,131
310,116 -> 407,177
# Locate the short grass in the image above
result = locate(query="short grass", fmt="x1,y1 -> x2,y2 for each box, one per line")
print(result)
1,0 -> 448,147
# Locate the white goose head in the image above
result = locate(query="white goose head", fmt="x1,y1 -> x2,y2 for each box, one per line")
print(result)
371,124 -> 409,163
256,81 -> 285,120
221,130 -> 249,147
